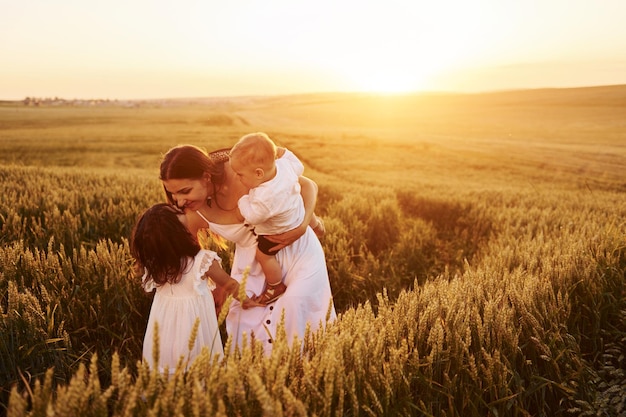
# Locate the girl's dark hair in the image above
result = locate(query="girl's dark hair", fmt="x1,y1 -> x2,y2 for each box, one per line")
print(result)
130,203 -> 200,286
159,145 -> 229,208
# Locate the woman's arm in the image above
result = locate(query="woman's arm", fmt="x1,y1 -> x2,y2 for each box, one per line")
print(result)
264,175 -> 318,251
298,175 -> 318,227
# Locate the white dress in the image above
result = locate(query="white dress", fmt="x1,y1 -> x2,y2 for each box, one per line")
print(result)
202,217 -> 336,355
142,250 -> 224,373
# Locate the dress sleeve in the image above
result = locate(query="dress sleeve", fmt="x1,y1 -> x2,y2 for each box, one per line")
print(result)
141,268 -> 156,292
237,194 -> 273,225
280,149 -> 305,177
195,249 -> 222,294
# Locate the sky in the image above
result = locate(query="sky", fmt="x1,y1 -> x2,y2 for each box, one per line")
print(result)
2,0 -> 626,100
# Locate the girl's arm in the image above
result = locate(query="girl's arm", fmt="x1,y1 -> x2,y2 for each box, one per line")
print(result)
204,260 -> 259,309
264,175 -> 318,251
204,260 -> 239,296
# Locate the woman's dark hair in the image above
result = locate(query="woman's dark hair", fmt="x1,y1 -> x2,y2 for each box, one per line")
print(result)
159,145 -> 229,207
130,203 -> 200,285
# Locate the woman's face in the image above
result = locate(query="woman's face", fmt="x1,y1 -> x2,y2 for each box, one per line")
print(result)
162,177 -> 209,211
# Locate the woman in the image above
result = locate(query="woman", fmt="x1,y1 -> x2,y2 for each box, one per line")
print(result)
159,144 -> 335,354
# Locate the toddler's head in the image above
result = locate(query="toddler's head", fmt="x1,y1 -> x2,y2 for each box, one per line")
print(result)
229,132 -> 277,188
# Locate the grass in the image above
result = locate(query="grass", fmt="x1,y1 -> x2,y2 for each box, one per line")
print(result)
1,85 -> 625,416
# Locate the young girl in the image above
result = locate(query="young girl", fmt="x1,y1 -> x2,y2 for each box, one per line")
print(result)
130,203 -> 249,373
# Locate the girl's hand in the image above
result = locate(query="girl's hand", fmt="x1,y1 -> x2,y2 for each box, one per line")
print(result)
223,279 -> 262,309
240,297 -> 263,310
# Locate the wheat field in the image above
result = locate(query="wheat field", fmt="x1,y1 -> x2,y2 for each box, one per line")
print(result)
1,86 -> 625,416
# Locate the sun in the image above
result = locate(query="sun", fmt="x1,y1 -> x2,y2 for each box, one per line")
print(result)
329,53 -> 444,95
347,67 -> 431,94
306,3 -> 496,95
324,27 -> 466,95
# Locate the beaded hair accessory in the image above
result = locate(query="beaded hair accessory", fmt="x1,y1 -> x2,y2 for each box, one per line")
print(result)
206,147 -> 231,209
209,148 -> 231,164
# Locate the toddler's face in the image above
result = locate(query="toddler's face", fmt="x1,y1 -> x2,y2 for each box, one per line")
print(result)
230,156 -> 263,190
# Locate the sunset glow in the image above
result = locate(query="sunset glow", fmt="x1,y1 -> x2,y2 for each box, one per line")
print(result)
1,0 -> 625,99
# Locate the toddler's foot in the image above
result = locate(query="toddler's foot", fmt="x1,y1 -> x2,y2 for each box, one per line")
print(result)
257,281 -> 287,305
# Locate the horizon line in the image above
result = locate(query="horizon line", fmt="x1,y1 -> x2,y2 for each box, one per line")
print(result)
2,83 -> 626,103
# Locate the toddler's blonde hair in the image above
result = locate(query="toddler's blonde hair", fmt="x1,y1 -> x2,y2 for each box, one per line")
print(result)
230,132 -> 276,170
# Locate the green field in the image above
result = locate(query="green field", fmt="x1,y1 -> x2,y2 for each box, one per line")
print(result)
1,86 -> 625,416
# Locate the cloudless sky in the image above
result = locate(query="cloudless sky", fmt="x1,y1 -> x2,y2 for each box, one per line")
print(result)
2,0 -> 626,100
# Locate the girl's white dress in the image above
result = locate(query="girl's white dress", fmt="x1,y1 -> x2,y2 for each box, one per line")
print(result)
142,249 -> 224,373
199,215 -> 336,355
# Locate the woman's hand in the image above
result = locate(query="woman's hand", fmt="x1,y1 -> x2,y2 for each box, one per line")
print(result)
264,223 -> 307,252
